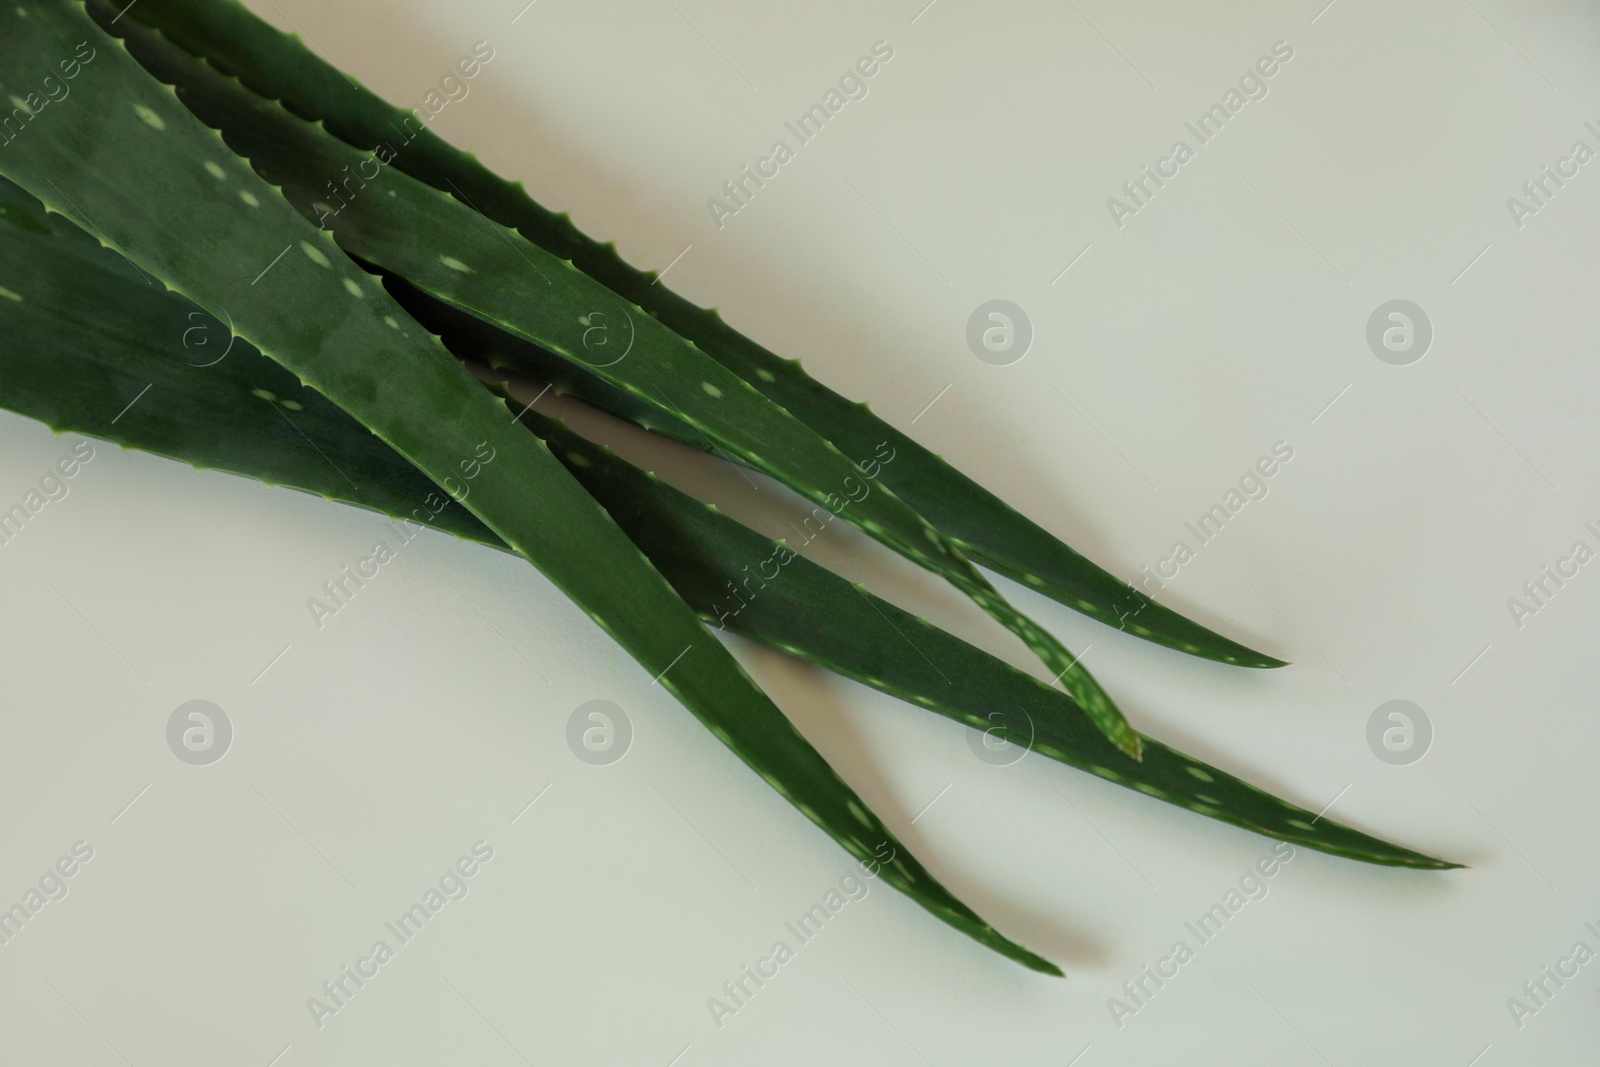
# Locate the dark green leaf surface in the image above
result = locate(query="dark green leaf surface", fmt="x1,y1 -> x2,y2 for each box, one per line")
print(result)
0,172 -> 1454,871
120,0 -> 1285,674
0,2 -> 1060,975
94,6 -> 1143,761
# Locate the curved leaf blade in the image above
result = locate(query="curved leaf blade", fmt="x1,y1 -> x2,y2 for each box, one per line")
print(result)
525,414 -> 1456,871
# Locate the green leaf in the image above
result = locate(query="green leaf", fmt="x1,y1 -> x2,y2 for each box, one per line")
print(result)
96,5 -> 1143,761
0,2 -> 1059,976
521,410 -> 1455,870
121,0 -> 1286,672
0,173 -> 1455,871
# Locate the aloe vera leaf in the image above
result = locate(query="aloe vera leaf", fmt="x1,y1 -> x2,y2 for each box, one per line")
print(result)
0,4 -> 1059,976
0,177 -> 1454,872
524,412 -> 1453,870
120,0 -> 1285,672
95,9 -> 1143,762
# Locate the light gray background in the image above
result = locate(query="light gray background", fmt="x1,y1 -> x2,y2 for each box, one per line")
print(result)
2,0 -> 1598,1063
